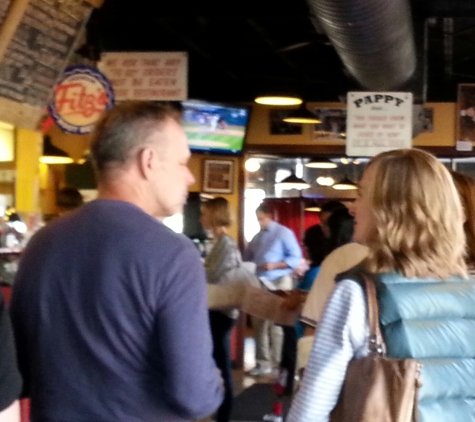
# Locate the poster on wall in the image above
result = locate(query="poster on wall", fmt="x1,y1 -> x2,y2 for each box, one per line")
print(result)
346,92 -> 413,157
202,160 -> 234,194
312,108 -> 346,141
457,84 -> 475,146
412,105 -> 434,137
269,110 -> 302,135
98,52 -> 188,101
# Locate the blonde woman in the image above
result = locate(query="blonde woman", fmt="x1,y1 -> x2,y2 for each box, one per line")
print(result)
450,170 -> 475,269
287,148 -> 475,422
201,197 -> 242,422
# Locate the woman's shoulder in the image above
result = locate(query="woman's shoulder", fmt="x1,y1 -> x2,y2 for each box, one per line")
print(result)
220,234 -> 238,248
333,277 -> 366,299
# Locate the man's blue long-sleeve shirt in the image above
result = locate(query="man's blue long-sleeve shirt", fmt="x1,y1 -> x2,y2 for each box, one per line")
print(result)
243,220 -> 302,281
11,200 -> 223,422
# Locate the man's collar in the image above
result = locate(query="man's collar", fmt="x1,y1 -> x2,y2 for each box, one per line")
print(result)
262,220 -> 276,232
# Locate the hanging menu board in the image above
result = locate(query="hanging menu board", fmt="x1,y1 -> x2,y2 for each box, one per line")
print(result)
0,0 -> 94,129
98,52 -> 188,101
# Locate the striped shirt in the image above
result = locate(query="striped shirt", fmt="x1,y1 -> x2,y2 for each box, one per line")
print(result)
287,279 -> 369,422
300,243 -> 369,327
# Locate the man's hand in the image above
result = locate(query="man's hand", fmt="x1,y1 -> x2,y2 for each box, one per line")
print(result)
281,290 -> 308,311
258,262 -> 276,271
258,261 -> 288,271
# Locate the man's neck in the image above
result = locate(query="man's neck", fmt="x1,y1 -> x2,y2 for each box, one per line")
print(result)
97,174 -> 156,217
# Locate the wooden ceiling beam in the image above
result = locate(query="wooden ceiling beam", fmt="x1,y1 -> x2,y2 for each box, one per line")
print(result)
0,0 -> 30,63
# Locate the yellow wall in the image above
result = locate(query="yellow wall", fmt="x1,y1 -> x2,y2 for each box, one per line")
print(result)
247,102 -> 345,147
413,103 -> 456,147
246,102 -> 458,148
48,101 -> 457,152
15,129 -> 41,214
48,124 -> 92,161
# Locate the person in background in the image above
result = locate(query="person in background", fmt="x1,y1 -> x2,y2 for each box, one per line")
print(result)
201,197 -> 241,422
263,207 -> 355,422
450,170 -> 475,270
10,101 -> 223,422
0,292 -> 21,422
300,200 -> 368,331
56,186 -> 84,216
288,148 -> 475,422
299,246 -> 369,331
303,200 -> 346,265
301,201 -> 347,288
243,203 -> 302,376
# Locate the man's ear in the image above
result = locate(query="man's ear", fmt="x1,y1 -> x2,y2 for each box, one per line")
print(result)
137,147 -> 155,179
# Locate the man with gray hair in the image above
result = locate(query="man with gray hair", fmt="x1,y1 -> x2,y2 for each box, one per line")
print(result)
11,101 -> 223,422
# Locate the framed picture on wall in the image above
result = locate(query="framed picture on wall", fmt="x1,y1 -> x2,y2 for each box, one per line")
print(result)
313,107 -> 347,140
269,110 -> 303,135
202,159 -> 234,194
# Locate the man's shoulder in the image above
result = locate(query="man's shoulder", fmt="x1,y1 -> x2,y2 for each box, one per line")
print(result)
28,200 -> 196,260
273,221 -> 295,236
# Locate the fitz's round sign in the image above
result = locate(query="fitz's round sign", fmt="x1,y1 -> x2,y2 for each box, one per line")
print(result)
48,66 -> 115,134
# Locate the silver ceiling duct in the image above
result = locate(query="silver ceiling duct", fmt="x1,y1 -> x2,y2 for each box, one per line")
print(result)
306,0 -> 417,91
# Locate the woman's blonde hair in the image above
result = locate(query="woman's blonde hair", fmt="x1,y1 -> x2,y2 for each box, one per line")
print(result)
450,171 -> 475,267
202,197 -> 233,228
363,148 -> 467,279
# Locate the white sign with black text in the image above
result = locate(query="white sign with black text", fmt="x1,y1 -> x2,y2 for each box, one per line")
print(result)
346,92 -> 413,157
98,52 -> 188,101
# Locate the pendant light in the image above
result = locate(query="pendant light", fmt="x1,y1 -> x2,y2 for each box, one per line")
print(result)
316,176 -> 335,186
304,201 -> 322,212
254,95 -> 303,106
305,157 -> 337,169
332,176 -> 358,190
282,104 -> 322,124
40,135 -> 73,164
275,173 -> 310,190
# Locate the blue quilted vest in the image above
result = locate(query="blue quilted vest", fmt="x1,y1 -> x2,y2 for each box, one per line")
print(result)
376,272 -> 475,422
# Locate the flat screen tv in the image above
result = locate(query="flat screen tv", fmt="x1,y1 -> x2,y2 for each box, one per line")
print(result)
181,100 -> 250,155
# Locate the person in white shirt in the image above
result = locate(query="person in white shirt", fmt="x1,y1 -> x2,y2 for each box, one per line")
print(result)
299,242 -> 369,329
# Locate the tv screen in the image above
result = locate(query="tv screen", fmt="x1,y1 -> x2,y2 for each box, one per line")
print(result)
181,100 -> 250,155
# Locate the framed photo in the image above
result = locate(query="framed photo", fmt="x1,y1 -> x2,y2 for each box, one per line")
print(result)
202,159 -> 234,194
269,110 -> 303,135
313,107 -> 347,140
457,84 -> 475,143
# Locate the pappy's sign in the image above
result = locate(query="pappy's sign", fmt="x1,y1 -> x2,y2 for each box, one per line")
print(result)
352,94 -> 406,108
346,92 -> 413,157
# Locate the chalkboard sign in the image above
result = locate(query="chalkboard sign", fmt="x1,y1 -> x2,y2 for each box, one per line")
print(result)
0,1 -> 14,25
0,0 -> 93,109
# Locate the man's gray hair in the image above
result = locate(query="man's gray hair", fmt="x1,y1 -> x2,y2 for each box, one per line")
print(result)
90,101 -> 181,174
